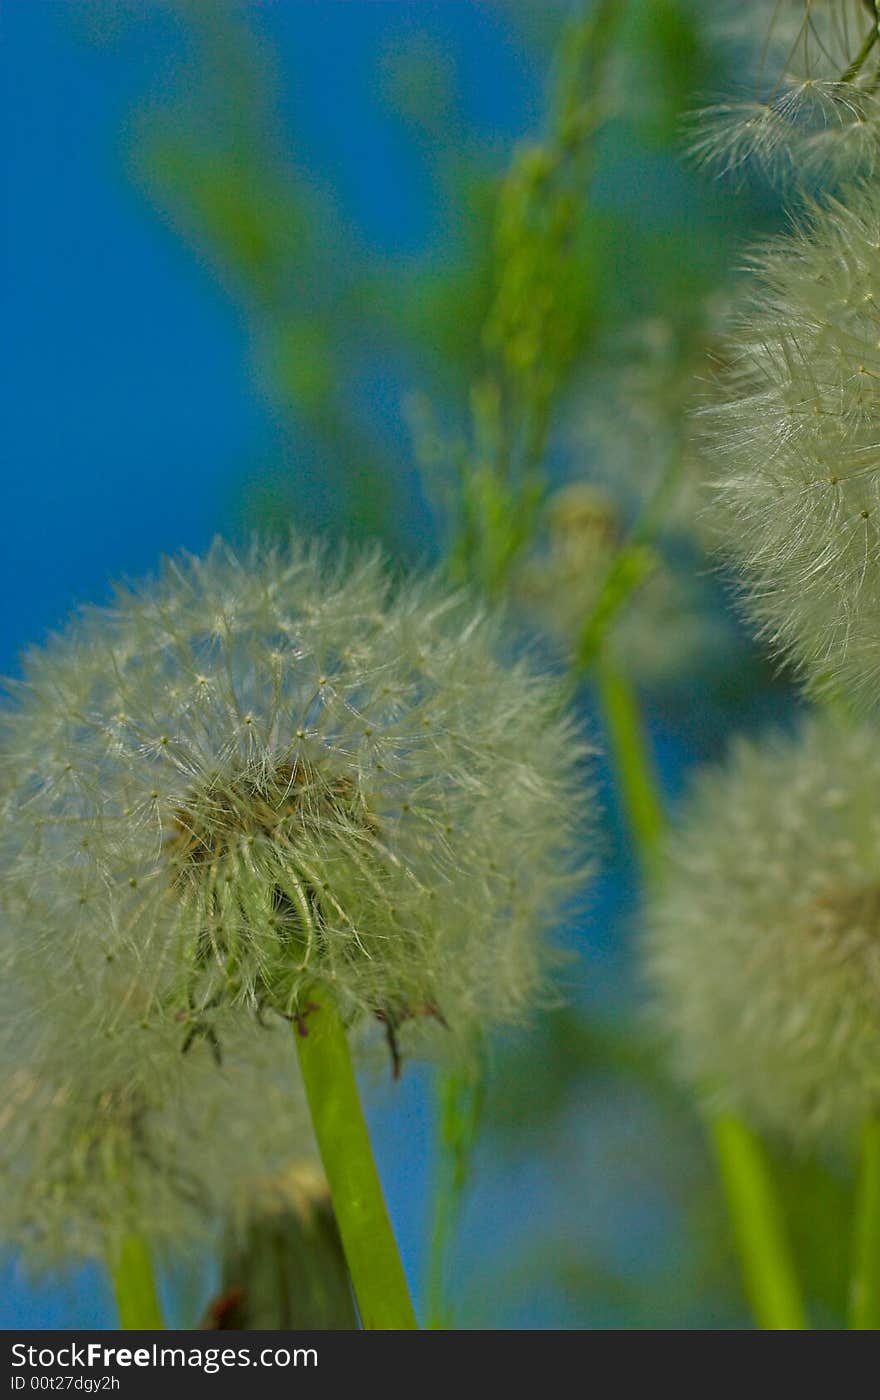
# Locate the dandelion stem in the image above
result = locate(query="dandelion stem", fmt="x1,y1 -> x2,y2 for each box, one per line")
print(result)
293,989 -> 418,1330
593,653 -> 807,1330
848,1113 -> 880,1328
109,1234 -> 165,1329
594,656 -> 664,879
710,1114 -> 807,1330
426,1056 -> 484,1328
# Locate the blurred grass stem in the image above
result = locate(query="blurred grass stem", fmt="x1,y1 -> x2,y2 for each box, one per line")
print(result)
426,1055 -> 484,1328
576,444 -> 686,673
710,1115 -> 807,1330
594,657 -> 664,878
428,0 -> 627,1323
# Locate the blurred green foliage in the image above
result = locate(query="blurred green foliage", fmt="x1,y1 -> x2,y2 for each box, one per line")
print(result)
130,3 -> 400,544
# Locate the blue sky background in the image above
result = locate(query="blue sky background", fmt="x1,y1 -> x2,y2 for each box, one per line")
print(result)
1,1 -> 541,666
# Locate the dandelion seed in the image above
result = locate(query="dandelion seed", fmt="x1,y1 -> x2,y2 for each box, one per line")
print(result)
687,2 -> 880,184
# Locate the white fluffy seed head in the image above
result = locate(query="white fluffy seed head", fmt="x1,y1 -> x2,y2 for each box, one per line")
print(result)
643,714 -> 880,1146
688,2 -> 880,184
0,1016 -> 318,1269
0,538 -> 591,1089
701,182 -> 880,708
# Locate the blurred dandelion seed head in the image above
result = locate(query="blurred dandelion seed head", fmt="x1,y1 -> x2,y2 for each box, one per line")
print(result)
702,182 -> 880,707
644,715 -> 880,1145
0,1020 -> 318,1268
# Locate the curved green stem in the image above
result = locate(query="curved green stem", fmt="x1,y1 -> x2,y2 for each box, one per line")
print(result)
710,1115 -> 807,1330
293,989 -> 418,1330
109,1234 -> 165,1329
849,1113 -> 880,1328
594,656 -> 664,880
575,446 -> 685,674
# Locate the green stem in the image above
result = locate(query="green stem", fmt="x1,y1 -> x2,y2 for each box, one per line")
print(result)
849,1114 -> 880,1328
594,656 -> 665,879
293,988 -> 418,1330
576,446 -> 685,673
109,1234 -> 165,1329
710,1115 -> 807,1330
426,1058 -> 484,1329
592,652 -> 806,1330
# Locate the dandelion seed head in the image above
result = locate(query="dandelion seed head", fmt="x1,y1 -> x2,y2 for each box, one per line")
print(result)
643,715 -> 880,1145
0,537 -> 590,1085
687,3 -> 880,184
0,1013 -> 317,1268
702,183 -> 880,707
